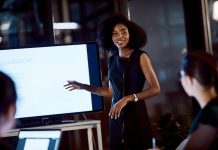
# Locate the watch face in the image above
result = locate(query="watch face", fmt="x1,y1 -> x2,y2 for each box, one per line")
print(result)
133,94 -> 138,102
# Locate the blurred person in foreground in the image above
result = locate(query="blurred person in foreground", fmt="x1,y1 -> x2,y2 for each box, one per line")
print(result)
0,71 -> 17,149
176,52 -> 218,150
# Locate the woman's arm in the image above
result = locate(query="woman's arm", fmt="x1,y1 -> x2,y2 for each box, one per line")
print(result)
64,80 -> 113,98
133,53 -> 160,100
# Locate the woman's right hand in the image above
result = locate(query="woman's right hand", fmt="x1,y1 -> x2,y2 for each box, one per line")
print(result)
64,80 -> 83,91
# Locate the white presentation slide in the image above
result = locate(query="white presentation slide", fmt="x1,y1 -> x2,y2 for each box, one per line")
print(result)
24,139 -> 49,150
0,44 -> 93,118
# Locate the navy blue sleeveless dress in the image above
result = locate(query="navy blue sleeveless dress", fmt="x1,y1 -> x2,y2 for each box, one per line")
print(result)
108,50 -> 152,150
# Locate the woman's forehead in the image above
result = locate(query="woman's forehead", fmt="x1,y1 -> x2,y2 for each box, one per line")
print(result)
113,24 -> 128,30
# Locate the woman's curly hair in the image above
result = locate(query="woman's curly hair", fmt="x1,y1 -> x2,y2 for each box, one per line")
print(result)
97,13 -> 147,51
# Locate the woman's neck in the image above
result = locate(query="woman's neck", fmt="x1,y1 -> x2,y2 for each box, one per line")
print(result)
118,48 -> 134,58
195,86 -> 217,108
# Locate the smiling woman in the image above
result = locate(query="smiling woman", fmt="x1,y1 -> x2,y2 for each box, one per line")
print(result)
65,13 -> 160,150
112,24 -> 130,51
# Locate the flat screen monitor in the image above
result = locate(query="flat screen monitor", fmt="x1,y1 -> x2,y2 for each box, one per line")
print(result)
0,42 -> 104,127
16,130 -> 62,150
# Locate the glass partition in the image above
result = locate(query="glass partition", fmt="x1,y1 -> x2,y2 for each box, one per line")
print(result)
0,0 -> 54,49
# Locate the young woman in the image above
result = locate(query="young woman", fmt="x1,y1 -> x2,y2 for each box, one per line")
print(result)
64,14 -> 160,150
177,52 -> 218,150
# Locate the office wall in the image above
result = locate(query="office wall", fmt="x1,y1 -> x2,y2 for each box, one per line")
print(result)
0,0 -> 211,149
128,1 -> 193,148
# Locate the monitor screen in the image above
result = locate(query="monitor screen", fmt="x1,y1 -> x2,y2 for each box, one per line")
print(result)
0,42 -> 104,126
16,130 -> 62,150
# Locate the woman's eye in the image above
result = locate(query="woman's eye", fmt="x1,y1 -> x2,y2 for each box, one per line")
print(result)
112,32 -> 117,36
122,31 -> 127,35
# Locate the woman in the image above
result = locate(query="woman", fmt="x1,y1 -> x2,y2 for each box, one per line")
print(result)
64,14 -> 160,150
177,52 -> 218,150
0,71 -> 17,149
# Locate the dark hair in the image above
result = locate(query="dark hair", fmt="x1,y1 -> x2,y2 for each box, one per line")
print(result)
180,52 -> 218,93
0,71 -> 17,115
97,13 -> 147,51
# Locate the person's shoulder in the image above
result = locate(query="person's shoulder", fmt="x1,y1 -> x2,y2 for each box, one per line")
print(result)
208,99 -> 218,113
133,49 -> 147,56
201,98 -> 218,127
130,50 -> 149,63
134,50 -> 149,60
203,99 -> 218,114
136,49 -> 149,56
206,98 -> 218,108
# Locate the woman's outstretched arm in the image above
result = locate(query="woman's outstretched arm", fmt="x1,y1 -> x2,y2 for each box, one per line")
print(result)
64,80 -> 113,98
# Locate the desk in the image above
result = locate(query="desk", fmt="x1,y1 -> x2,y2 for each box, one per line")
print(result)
2,120 -> 103,150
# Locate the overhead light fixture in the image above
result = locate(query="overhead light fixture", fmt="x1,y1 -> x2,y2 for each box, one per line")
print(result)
53,22 -> 80,30
0,22 -> 11,30
213,1 -> 218,21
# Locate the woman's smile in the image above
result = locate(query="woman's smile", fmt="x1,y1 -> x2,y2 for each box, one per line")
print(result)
112,24 -> 130,49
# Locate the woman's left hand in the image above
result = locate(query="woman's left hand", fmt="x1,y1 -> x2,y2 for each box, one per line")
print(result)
109,96 -> 130,119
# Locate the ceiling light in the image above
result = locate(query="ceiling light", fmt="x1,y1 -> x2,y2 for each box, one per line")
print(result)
0,22 -> 11,30
53,22 -> 80,30
213,1 -> 218,21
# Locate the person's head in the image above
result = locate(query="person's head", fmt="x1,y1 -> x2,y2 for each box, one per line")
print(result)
97,13 -> 147,51
0,71 -> 17,135
179,52 -> 218,96
0,36 -> 2,44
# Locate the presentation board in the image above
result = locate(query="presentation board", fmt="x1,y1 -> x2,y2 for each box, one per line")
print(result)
0,43 -> 104,127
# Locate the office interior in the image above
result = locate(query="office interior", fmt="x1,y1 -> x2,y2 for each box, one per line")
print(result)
0,0 -> 218,149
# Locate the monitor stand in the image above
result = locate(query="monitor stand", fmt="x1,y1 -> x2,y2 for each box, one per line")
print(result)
41,118 -> 77,126
16,118 -> 77,128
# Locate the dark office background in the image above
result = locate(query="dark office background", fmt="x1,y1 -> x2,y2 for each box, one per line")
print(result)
0,0 -> 218,149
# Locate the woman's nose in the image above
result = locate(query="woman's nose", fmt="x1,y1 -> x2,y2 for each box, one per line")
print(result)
116,33 -> 123,39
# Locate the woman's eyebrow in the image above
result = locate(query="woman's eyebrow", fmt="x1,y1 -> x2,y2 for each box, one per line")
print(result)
113,28 -> 127,32
121,28 -> 127,31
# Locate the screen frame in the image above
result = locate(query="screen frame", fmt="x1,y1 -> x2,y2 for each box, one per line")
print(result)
0,42 -> 104,127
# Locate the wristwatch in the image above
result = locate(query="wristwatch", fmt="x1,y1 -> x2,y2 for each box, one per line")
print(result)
133,94 -> 139,102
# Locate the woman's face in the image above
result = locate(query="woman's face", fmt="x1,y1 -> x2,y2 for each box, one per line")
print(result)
112,24 -> 130,49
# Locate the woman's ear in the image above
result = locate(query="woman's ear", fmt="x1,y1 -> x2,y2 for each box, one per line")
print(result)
184,75 -> 193,86
6,104 -> 16,121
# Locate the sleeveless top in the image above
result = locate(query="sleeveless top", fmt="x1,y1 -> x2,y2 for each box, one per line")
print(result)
189,98 -> 218,149
108,50 -> 145,104
108,49 -> 152,149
